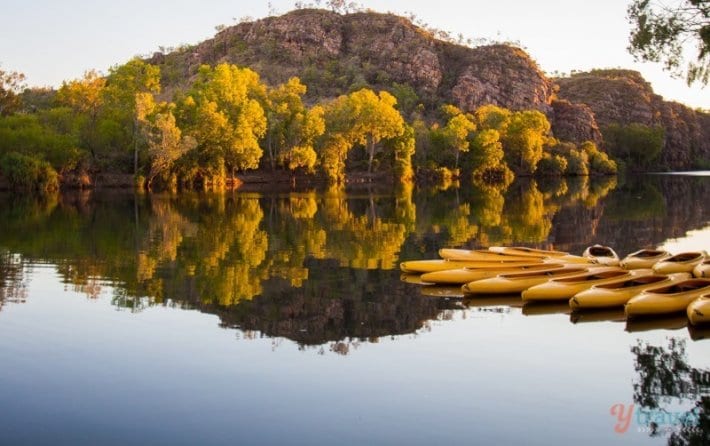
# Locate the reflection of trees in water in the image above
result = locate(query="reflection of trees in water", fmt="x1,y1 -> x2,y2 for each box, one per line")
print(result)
2,174 -> 710,347
209,263 -> 461,351
555,175 -> 710,255
412,176 -> 616,249
0,250 -> 27,310
631,338 -> 709,444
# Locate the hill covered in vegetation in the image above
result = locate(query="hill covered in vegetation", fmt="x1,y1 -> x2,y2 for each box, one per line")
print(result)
0,8 -> 706,192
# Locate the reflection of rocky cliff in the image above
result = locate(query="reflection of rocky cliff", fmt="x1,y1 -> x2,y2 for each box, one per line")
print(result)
206,261 -> 459,349
551,175 -> 710,255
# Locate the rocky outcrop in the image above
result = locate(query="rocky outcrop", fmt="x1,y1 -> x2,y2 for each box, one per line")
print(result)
150,9 -> 552,113
147,10 -> 706,169
448,45 -> 552,113
550,99 -> 602,145
556,70 -> 710,169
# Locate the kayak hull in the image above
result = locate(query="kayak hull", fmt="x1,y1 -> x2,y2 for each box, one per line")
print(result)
693,260 -> 710,278
521,268 -> 633,302
687,295 -> 710,325
582,244 -> 620,266
569,273 -> 690,309
625,279 -> 710,318
620,249 -> 671,270
652,251 -> 707,275
438,248 -> 539,262
421,263 -> 565,285
488,246 -> 570,258
462,266 -> 600,295
400,259 -> 536,274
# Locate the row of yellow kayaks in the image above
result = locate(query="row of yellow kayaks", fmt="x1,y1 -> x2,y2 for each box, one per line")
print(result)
400,246 -> 710,325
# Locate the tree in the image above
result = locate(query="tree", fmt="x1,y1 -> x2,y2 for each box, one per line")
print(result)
56,70 -> 106,161
501,110 -> 551,175
102,59 -> 161,175
627,0 -> 710,85
143,105 -> 196,189
323,88 -> 405,175
603,123 -> 664,169
441,111 -> 476,171
176,64 -> 267,182
0,68 -> 25,116
264,78 -> 324,174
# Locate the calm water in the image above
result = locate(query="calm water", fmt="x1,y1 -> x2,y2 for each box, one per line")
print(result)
1,175 -> 709,446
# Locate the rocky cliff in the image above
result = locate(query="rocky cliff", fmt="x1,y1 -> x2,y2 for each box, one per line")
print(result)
150,9 -> 554,113
149,9 -> 706,169
556,70 -> 710,169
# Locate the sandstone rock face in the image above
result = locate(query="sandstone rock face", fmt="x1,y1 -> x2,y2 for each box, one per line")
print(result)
556,70 -> 710,169
232,10 -> 344,59
450,45 -> 552,113
550,100 -> 602,145
343,13 -> 442,93
153,10 -> 544,108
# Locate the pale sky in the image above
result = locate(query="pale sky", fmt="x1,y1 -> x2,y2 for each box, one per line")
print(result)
1,0 -> 707,109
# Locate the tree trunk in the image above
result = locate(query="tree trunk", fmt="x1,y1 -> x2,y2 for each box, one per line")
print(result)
133,118 -> 139,178
268,133 -> 275,172
367,135 -> 375,174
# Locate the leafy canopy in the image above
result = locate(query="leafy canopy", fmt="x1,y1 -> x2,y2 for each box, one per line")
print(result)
627,0 -> 710,85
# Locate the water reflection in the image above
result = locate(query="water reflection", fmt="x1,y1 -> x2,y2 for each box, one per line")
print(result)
630,339 -> 710,444
0,174 -> 709,348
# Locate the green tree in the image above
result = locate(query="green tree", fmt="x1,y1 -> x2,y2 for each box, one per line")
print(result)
441,111 -> 476,171
264,77 -> 324,174
383,123 -> 416,181
580,141 -> 617,175
323,88 -> 405,175
501,110 -> 551,175
602,123 -> 664,169
55,70 -> 106,161
177,64 -> 267,181
102,59 -> 161,175
469,128 -> 515,184
0,68 -> 25,116
628,0 -> 710,85
143,104 -> 196,189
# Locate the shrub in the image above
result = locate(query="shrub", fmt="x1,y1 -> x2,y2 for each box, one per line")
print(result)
0,152 -> 59,192
536,152 -> 568,176
602,123 -> 664,168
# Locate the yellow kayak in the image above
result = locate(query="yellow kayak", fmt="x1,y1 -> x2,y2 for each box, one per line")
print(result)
420,263 -> 565,285
462,265 -> 596,295
620,249 -> 671,269
400,259 -> 537,274
625,278 -> 710,318
652,251 -> 707,274
438,248 -> 540,262
488,246 -> 570,258
400,273 -> 433,285
569,272 -> 691,310
687,294 -> 710,325
693,259 -> 710,278
582,244 -> 620,266
521,267 -> 633,302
